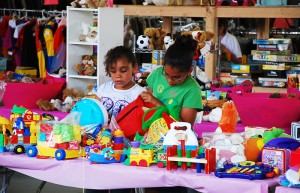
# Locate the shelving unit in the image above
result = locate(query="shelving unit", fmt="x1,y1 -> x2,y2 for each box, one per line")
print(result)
115,5 -> 299,93
66,7 -> 124,92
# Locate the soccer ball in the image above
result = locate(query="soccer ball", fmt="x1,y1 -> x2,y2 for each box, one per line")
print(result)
136,35 -> 149,49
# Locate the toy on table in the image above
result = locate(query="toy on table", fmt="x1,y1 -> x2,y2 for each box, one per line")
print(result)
262,147 -> 291,174
218,101 -> 238,133
124,141 -> 157,167
0,116 -> 12,153
26,113 -> 85,160
279,167 -> 300,189
202,128 -> 246,167
214,161 -> 276,180
5,107 -> 42,154
163,122 -> 216,173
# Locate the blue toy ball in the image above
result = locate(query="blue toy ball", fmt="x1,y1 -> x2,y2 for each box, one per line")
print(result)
71,98 -> 108,127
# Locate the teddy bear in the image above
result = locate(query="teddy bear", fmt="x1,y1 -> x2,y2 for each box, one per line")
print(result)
85,0 -> 113,8
124,23 -> 134,49
36,99 -> 56,111
51,88 -> 85,113
74,55 -> 97,76
70,0 -> 88,8
156,28 -> 167,50
195,66 -> 211,90
163,34 -> 174,50
143,27 -> 160,50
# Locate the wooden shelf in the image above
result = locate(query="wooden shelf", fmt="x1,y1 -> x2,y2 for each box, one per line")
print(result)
216,6 -> 300,18
114,5 -> 207,17
115,5 -> 300,18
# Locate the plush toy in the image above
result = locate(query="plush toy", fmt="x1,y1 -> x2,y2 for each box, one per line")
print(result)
124,23 -> 134,49
71,0 -> 88,8
195,66 -> 211,90
156,28 -> 167,50
85,0 -> 113,8
51,88 -> 84,113
163,35 -> 174,50
36,99 -> 55,111
144,28 -> 160,50
80,22 -> 98,43
74,55 -> 97,76
218,101 -> 238,133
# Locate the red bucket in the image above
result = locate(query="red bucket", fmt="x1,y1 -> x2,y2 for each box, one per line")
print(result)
231,92 -> 300,133
2,76 -> 65,108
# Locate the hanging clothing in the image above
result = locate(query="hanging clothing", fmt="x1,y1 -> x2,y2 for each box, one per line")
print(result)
21,19 -> 38,71
53,24 -> 65,53
44,23 -> 55,73
36,25 -> 46,78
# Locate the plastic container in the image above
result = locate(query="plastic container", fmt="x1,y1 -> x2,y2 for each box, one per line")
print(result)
0,81 -> 6,103
2,76 -> 65,108
231,93 -> 300,132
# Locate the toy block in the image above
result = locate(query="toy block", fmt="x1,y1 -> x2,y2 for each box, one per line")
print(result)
0,147 -> 5,152
39,132 -> 47,142
40,124 -> 53,133
30,135 -> 37,144
114,136 -> 124,143
30,122 -> 36,133
69,141 -> 79,150
205,148 -> 216,174
55,142 -> 70,150
10,135 -> 18,144
53,134 -> 63,143
0,134 -> 4,147
113,143 -> 125,150
24,128 -> 31,136
15,129 -> 24,135
23,136 -> 30,144
18,136 -> 24,144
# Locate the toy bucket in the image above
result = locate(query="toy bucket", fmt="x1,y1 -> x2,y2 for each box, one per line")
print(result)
231,92 -> 300,133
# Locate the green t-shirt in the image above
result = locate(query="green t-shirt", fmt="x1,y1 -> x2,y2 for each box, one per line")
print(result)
146,67 -> 202,117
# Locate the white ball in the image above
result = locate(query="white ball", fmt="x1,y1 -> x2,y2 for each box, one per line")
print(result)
136,35 -> 149,49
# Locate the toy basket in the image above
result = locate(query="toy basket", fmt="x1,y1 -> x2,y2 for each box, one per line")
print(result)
231,92 -> 300,132
2,76 -> 65,108
211,79 -> 253,99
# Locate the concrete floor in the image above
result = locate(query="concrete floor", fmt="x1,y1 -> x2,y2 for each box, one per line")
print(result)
2,171 -> 84,193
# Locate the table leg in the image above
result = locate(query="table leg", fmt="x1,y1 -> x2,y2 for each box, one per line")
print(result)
36,181 -> 47,193
0,167 -> 15,193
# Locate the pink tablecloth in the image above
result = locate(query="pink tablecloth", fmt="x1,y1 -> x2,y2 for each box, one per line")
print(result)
275,186 -> 299,193
194,122 -> 245,137
0,107 -> 68,120
0,152 -> 277,192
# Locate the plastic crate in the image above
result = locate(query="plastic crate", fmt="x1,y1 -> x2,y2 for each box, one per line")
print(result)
231,93 -> 300,133
0,57 -> 7,71
261,0 -> 287,6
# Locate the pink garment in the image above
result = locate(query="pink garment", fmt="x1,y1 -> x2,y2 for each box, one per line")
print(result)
2,26 -> 14,49
58,16 -> 66,27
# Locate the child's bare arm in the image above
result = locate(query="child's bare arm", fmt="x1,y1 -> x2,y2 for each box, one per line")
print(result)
180,108 -> 198,126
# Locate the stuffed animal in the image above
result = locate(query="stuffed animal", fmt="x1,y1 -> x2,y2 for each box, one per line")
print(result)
218,101 -> 238,133
36,99 -> 55,111
144,28 -> 160,50
74,55 -> 97,76
51,88 -> 84,113
156,28 -> 167,50
85,0 -> 111,8
195,66 -> 211,90
71,0 -> 88,8
163,35 -> 174,50
124,23 -> 134,49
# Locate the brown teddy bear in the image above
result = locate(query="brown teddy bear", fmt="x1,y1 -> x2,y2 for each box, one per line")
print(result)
85,0 -> 110,8
74,55 -> 97,76
36,99 -> 55,111
156,28 -> 167,50
144,28 -> 160,50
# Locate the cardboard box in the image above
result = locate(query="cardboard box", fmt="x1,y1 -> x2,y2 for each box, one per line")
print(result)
251,50 -> 291,55
262,64 -> 291,70
263,70 -> 287,78
232,64 -> 261,73
15,67 -> 37,77
258,77 -> 287,88
253,54 -> 300,63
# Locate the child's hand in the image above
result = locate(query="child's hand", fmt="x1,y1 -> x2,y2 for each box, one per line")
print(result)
140,91 -> 162,106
